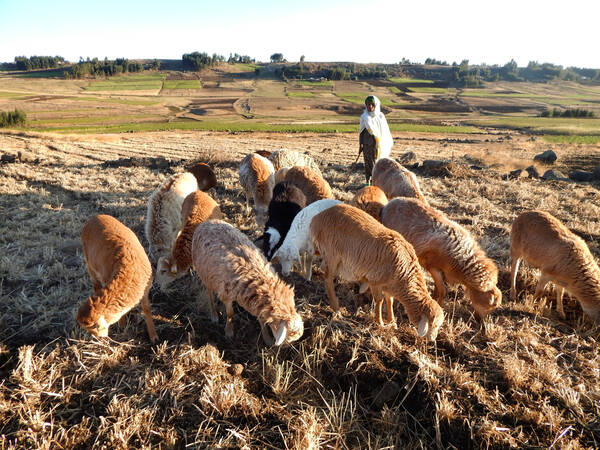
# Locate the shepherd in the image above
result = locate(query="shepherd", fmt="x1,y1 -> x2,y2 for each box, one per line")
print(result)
356,95 -> 393,185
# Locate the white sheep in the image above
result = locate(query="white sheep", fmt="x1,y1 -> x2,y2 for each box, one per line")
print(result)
145,172 -> 198,261
268,148 -> 322,177
372,157 -> 428,204
510,210 -> 600,322
381,198 -> 502,319
284,165 -> 333,205
191,220 -> 304,346
310,204 -> 444,341
238,153 -> 275,228
77,214 -> 158,342
155,190 -> 223,291
271,199 -> 342,280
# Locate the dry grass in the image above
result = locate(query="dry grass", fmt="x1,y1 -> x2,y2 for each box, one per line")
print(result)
1,129 -> 599,448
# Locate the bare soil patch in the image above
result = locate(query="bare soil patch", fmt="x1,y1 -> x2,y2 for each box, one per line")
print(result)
0,130 -> 599,448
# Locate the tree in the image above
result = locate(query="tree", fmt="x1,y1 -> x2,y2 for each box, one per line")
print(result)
300,55 -> 305,62
270,53 -> 284,63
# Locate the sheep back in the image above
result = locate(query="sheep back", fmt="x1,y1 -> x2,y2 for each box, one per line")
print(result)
372,158 -> 427,204
268,148 -> 322,177
350,185 -> 388,221
284,165 -> 333,205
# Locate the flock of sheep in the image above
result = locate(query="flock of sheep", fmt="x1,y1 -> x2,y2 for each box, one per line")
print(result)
75,149 -> 600,346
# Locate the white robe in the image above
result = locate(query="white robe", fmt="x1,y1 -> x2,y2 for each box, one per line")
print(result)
359,95 -> 393,159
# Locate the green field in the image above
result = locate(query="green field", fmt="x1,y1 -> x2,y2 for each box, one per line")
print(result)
287,91 -> 316,98
71,96 -> 160,106
85,73 -> 166,91
13,69 -> 66,78
0,91 -> 29,99
409,87 -> 451,94
542,134 -> 600,144
296,80 -> 333,87
233,63 -> 260,72
464,116 -> 600,135
335,92 -> 397,106
389,77 -> 434,85
163,80 -> 202,89
28,114 -> 162,126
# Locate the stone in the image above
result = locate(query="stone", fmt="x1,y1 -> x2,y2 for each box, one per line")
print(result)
508,169 -> 528,179
0,153 -> 17,164
228,363 -> 244,376
593,165 -> 600,180
524,165 -> 540,178
569,170 -> 594,182
533,150 -> 557,164
397,151 -> 417,165
422,159 -> 447,170
542,169 -> 567,181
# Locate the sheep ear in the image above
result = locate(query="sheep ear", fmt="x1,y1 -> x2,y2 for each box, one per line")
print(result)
417,316 -> 429,338
270,249 -> 280,263
170,264 -> 178,274
359,283 -> 369,294
273,323 -> 287,346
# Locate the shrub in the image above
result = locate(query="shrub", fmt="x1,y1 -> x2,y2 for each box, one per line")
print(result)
0,109 -> 27,127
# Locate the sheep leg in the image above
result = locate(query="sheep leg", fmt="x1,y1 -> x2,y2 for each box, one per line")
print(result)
532,273 -> 551,300
510,257 -> 522,301
429,268 -> 446,305
244,189 -> 251,215
384,293 -> 396,327
118,314 -> 128,328
259,320 -> 274,346
371,286 -> 385,327
556,286 -> 566,319
323,260 -> 340,312
224,301 -> 234,339
305,253 -> 314,281
140,291 -> 158,343
206,290 -> 218,324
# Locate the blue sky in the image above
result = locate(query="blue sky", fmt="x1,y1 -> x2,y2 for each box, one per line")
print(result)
1,0 -> 598,68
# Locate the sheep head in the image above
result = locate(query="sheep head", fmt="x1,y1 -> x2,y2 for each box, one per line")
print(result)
155,256 -> 187,292
468,286 -> 502,319
76,300 -> 109,338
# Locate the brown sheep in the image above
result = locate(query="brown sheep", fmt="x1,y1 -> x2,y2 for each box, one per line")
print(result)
77,214 -> 158,342
192,220 -> 304,346
310,204 -> 444,341
238,153 -> 275,227
284,165 -> 333,205
350,185 -> 388,221
510,210 -> 600,322
156,191 -> 223,291
381,198 -> 501,319
185,161 -> 217,191
372,157 -> 428,204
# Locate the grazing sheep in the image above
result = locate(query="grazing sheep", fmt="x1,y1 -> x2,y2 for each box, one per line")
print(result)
238,153 -> 275,228
191,220 -> 304,346
260,182 -> 307,260
510,210 -> 600,321
268,148 -> 322,177
310,204 -> 444,341
372,157 -> 428,204
272,199 -> 342,280
350,185 -> 388,221
274,167 -> 290,184
155,191 -> 223,291
185,161 -> 217,191
381,198 -> 501,318
284,165 -> 333,205
77,214 -> 158,342
255,150 -> 273,159
145,172 -> 198,261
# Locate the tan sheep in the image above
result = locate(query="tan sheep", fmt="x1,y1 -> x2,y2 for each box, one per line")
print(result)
310,204 -> 444,341
192,220 -> 304,346
238,153 -> 275,227
268,148 -> 322,177
510,210 -> 600,321
350,185 -> 388,221
184,161 -> 217,191
381,198 -> 501,319
284,165 -> 333,205
77,214 -> 158,342
156,191 -> 223,291
274,167 -> 290,185
145,172 -> 198,261
372,157 -> 428,204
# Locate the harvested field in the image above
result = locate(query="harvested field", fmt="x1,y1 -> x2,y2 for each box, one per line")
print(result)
0,129 -> 599,448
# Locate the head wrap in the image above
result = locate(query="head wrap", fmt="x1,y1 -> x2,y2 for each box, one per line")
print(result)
359,95 -> 393,159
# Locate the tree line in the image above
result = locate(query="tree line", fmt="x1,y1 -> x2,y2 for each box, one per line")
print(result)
66,58 -> 157,79
0,109 -> 26,127
13,56 -> 65,70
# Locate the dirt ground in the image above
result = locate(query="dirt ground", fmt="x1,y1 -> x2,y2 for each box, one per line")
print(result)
0,129 -> 599,448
